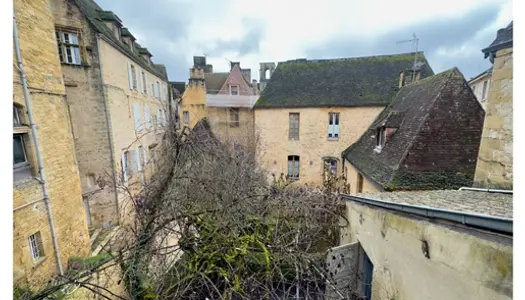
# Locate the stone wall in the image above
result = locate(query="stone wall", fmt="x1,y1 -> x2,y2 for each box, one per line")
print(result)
207,107 -> 256,154
13,0 -> 90,287
474,47 -> 513,189
344,161 -> 382,194
341,201 -> 513,300
254,106 -> 384,186
181,81 -> 208,128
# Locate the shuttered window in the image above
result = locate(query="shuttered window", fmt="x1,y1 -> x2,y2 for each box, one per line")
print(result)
328,112 -> 340,139
145,105 -> 151,129
289,113 -> 299,140
121,151 -> 129,182
133,103 -> 142,131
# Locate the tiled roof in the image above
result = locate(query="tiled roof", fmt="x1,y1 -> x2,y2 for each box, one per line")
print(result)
75,0 -> 168,81
354,190 -> 512,218
343,68 -> 478,190
254,52 -> 434,109
482,21 -> 513,60
204,72 -> 229,95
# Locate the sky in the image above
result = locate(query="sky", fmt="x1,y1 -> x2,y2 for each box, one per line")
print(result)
97,0 -> 512,82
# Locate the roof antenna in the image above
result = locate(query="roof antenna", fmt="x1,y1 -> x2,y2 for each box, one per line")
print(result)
396,33 -> 420,81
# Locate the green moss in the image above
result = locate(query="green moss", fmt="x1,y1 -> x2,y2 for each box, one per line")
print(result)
384,171 -> 474,191
68,251 -> 112,271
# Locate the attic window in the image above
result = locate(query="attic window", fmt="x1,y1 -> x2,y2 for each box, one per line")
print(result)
375,126 -> 386,152
230,85 -> 239,95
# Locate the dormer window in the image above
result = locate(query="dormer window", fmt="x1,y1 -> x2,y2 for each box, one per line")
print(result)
113,26 -> 121,41
230,85 -> 239,95
375,126 -> 386,152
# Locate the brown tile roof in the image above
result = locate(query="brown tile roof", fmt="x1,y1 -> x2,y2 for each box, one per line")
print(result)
355,190 -> 512,219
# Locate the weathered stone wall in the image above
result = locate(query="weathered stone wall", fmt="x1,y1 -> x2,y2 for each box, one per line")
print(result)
341,201 -> 513,300
254,106 -> 384,186
50,0 -> 118,228
181,81 -> 208,128
474,47 -> 513,189
207,107 -> 256,154
13,0 -> 90,287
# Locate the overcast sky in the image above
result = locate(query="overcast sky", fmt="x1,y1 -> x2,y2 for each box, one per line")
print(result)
97,0 -> 512,82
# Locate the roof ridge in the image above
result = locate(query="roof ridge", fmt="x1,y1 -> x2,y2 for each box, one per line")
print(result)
281,51 -> 426,64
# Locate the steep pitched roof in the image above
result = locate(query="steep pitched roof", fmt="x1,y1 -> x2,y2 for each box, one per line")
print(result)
205,73 -> 229,95
343,68 -> 474,190
254,52 -> 434,109
74,0 -> 168,80
482,21 -> 513,61
217,64 -> 256,96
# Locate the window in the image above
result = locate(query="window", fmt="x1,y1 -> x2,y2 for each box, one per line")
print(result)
289,113 -> 299,140
324,159 -> 338,175
137,146 -> 145,184
287,155 -> 300,180
376,127 -> 386,150
56,30 -> 81,65
357,173 -> 364,193
14,105 -> 32,181
29,232 -> 45,261
131,64 -> 138,90
328,112 -> 340,139
482,80 -> 489,100
156,81 -> 160,98
157,109 -> 163,127
151,83 -> 155,96
121,151 -> 129,181
230,85 -> 239,95
144,105 -> 151,129
229,108 -> 240,127
141,71 -> 147,94
183,111 -> 189,125
133,103 -> 142,131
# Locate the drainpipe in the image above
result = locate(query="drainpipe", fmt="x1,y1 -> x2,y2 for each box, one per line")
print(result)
96,35 -> 120,224
13,12 -> 64,275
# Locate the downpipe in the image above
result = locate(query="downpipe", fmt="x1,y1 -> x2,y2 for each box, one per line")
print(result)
13,11 -> 64,275
458,187 -> 513,194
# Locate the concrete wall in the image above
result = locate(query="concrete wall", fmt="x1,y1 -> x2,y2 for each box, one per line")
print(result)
474,47 -> 513,189
13,0 -> 90,286
255,106 -> 384,186
340,201 -> 513,300
344,160 -> 382,194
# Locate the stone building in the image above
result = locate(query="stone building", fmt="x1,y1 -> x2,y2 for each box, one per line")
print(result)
474,21 -> 513,189
49,0 -> 171,228
332,189 -> 512,300
253,53 -> 434,186
13,0 -> 90,286
342,68 -> 485,193
181,56 -> 259,153
468,68 -> 492,109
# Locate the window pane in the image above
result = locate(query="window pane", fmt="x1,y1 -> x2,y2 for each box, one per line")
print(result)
72,47 -> 81,64
63,33 -> 70,43
14,135 -> 27,165
288,159 -> 293,177
335,113 -> 339,125
69,34 -> 79,45
329,113 -> 333,125
294,158 -> 300,177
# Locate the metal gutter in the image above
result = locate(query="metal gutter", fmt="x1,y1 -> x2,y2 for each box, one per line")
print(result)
458,187 -> 513,194
13,12 -> 64,275
96,34 -> 120,225
341,194 -> 513,235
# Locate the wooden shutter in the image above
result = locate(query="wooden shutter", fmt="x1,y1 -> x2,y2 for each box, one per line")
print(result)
121,152 -> 128,181
127,62 -> 133,90
133,103 -> 141,131
328,113 -> 334,138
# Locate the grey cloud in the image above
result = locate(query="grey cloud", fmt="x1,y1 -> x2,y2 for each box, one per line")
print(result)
304,2 -> 502,78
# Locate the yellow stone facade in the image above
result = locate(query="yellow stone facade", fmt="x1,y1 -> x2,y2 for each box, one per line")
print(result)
254,106 -> 384,186
13,0 -> 90,287
50,0 -> 170,227
344,161 -> 382,194
474,47 -> 513,189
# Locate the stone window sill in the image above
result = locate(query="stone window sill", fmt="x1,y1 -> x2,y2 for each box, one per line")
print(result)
328,137 -> 339,141
32,256 -> 47,269
373,146 -> 382,154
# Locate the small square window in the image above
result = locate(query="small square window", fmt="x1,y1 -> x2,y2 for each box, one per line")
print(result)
29,232 -> 45,261
230,85 -> 239,95
229,108 -> 240,127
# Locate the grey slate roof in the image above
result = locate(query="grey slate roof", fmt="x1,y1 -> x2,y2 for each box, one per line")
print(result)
482,21 -> 513,61
254,52 -> 434,109
355,190 -> 512,218
343,68 -> 475,190
204,73 -> 229,95
75,0 -> 168,80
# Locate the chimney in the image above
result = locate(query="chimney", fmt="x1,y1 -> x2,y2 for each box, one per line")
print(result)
230,61 -> 240,70
204,64 -> 213,73
193,56 -> 206,68
399,69 -> 421,87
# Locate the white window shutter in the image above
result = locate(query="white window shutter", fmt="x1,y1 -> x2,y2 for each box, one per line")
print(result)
121,152 -> 128,181
127,62 -> 133,90
133,103 -> 141,131
136,149 -> 142,172
145,74 -> 149,95
136,67 -> 141,91
143,148 -> 148,167
145,105 -> 151,129
334,124 -> 339,137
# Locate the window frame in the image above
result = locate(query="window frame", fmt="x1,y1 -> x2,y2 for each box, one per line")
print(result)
482,80 -> 490,100
130,64 -> 138,90
13,105 -> 32,180
29,232 -> 45,261
183,111 -> 189,125
328,112 -> 340,140
141,71 -> 147,94
230,85 -> 239,96
55,29 -> 82,65
324,158 -> 338,176
289,113 -> 300,140
287,155 -> 300,180
14,134 -> 30,169
375,126 -> 386,152
229,108 -> 240,127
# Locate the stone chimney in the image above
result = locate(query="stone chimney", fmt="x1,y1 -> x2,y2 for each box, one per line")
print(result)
230,61 -> 241,70
399,69 -> 421,88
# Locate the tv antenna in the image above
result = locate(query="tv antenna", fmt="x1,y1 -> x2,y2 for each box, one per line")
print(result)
396,33 -> 420,81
